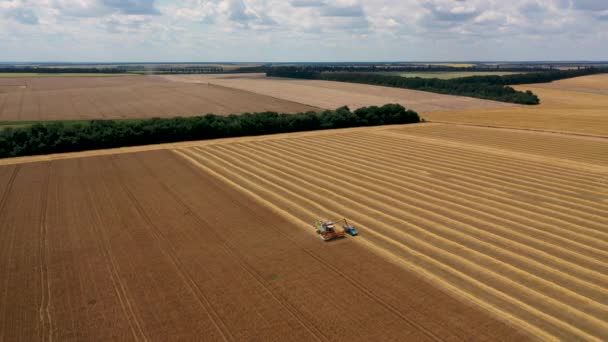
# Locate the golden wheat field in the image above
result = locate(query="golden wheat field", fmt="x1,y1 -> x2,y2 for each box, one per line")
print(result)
1,73 -> 608,340
2,120 -> 607,340
172,123 -> 608,341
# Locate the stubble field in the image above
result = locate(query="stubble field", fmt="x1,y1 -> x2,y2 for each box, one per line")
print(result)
424,74 -> 608,136
1,121 -> 607,340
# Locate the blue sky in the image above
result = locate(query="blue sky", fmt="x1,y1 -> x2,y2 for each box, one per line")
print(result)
1,0 -> 607,62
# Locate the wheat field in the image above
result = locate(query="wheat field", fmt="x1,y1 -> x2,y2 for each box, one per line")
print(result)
174,123 -> 608,341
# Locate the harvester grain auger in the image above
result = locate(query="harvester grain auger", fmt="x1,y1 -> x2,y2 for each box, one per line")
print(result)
341,218 -> 359,236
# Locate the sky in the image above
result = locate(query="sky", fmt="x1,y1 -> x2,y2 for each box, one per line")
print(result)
1,0 -> 607,62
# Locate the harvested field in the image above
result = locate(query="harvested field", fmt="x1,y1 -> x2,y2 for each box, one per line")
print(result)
1,122 -> 607,340
0,75 -> 317,121
165,74 -> 515,113
424,74 -> 608,136
526,74 -> 608,95
173,123 -> 608,340
0,148 -> 528,341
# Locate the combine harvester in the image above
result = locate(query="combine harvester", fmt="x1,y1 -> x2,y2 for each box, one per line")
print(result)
313,218 -> 358,241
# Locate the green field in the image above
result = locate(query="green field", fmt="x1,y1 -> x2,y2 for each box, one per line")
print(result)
379,71 -> 525,79
0,73 -> 134,78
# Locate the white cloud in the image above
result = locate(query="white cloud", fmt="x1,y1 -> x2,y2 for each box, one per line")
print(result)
4,7 -> 39,25
0,0 -> 605,61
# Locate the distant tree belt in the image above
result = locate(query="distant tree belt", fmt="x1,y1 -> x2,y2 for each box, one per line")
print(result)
265,67 -> 608,105
265,65 -> 556,73
0,67 -> 126,73
0,104 -> 419,158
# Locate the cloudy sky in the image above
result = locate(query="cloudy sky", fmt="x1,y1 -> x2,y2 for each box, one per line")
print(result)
1,0 -> 607,62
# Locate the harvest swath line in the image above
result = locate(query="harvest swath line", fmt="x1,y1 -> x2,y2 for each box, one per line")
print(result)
250,137 -> 607,264
340,133 -> 608,223
353,137 -> 608,234
174,148 -> 575,340
173,127 -> 608,340
359,132 -> 602,194
334,139 -> 608,242
194,144 -> 592,336
156,149 -> 468,340
175,148 -> 460,342
395,125 -> 608,163
372,129 -> 608,174
295,134 -> 608,242
200,142 -> 608,328
275,137 -> 608,269
396,127 -> 607,182
220,140 -> 608,294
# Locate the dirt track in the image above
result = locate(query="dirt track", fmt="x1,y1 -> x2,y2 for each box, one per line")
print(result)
0,148 -> 530,341
0,76 -> 317,121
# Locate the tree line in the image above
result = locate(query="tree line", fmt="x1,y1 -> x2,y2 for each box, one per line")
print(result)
0,104 -> 419,158
265,67 -> 608,105
265,64 -> 559,73
449,68 -> 608,85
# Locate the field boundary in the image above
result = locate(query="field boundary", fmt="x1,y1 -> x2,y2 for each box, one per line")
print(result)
2,122 -> 606,175
206,83 -> 325,112
0,123 -> 420,166
427,120 -> 608,139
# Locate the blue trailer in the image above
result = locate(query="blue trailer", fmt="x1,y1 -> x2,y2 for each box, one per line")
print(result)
342,218 -> 359,236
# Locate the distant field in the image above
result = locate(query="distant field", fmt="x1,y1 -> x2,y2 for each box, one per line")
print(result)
0,73 -> 510,122
379,71 -> 524,79
168,74 -> 513,113
0,73 -> 131,78
426,63 -> 476,68
0,75 -> 317,121
424,74 -> 608,136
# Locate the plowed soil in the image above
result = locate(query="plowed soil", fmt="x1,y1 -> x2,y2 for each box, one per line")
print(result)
0,148 -> 530,341
0,76 -> 317,121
